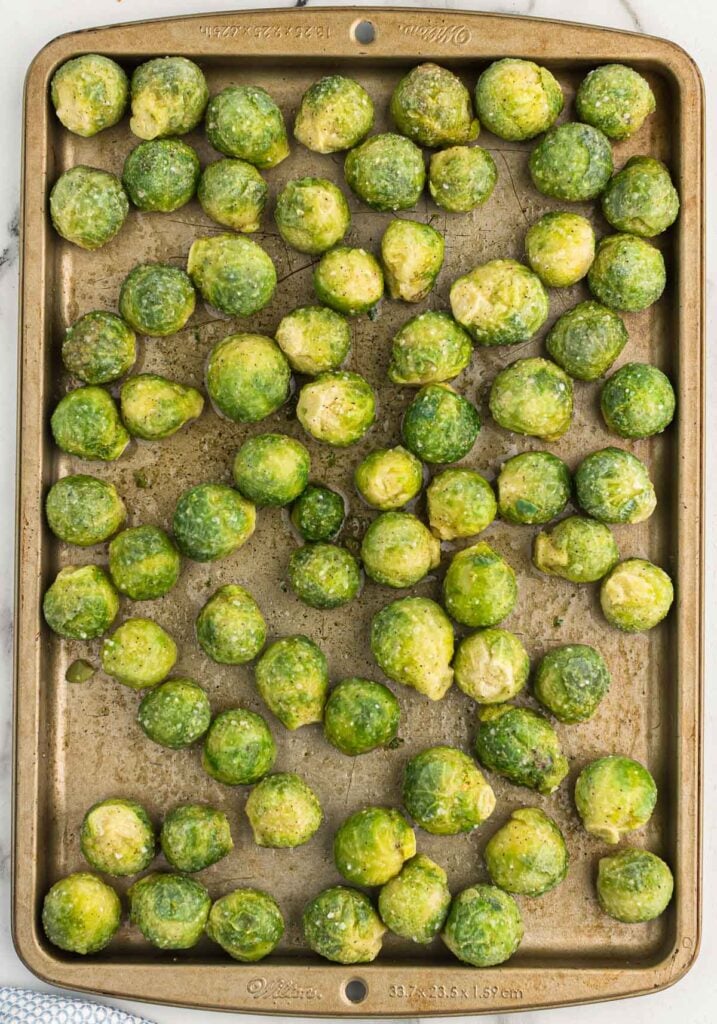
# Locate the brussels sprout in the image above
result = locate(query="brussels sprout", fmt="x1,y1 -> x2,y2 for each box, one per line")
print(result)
601,157 -> 679,237
233,433 -> 310,507
130,57 -> 208,140
50,166 -> 128,249
576,64 -> 656,141
489,357 -> 573,441
43,565 -> 119,640
138,678 -> 211,749
371,596 -> 454,701
122,138 -> 200,212
355,447 -> 423,512
475,704 -> 569,794
454,628 -> 529,704
388,311 -> 472,386
428,145 -> 497,213
291,485 -> 345,542
546,300 -> 628,381
378,854 -> 451,943
601,362 -> 676,439
313,247 -> 384,316
173,483 -> 256,562
450,259 -> 548,347
588,234 -> 666,312
206,333 -> 289,423
196,584 -> 266,664
255,635 -> 328,730
475,58 -> 563,141
101,617 -> 177,689
51,386 -> 129,462
207,888 -> 284,961
108,525 -> 180,600
119,263 -> 195,337
303,886 -> 385,964
206,85 -> 288,168
575,755 -> 656,844
45,474 -> 126,547
120,374 -> 203,441
161,804 -> 233,872
529,123 -> 613,202
575,447 -> 656,525
402,383 -> 481,464
245,772 -> 323,847
202,708 -> 276,785
596,849 -> 673,923
533,515 -> 619,583
403,746 -> 495,835
334,806 -> 415,886
324,678 -> 400,756
484,807 -> 568,897
81,798 -> 155,876
443,542 -> 517,628
62,311 -> 136,385
344,133 -> 425,212
426,468 -> 496,540
534,644 -> 611,723
442,884 -> 524,967
42,873 -> 121,954
51,54 -> 128,137
525,212 -> 596,288
297,371 -> 376,446
497,451 -> 571,525
294,75 -> 374,153
275,306 -> 350,376
128,872 -> 210,949
198,158 -> 267,233
361,511 -> 440,588
381,219 -> 445,302
188,235 -> 276,317
275,177 -> 351,255
288,543 -> 361,609
600,558 -> 674,632
390,63 -> 478,147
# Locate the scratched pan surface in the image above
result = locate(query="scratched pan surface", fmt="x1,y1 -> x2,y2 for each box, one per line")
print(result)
14,7 -> 703,1018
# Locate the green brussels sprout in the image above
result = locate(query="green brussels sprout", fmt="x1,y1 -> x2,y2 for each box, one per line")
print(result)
428,145 -> 497,213
442,884 -> 523,967
207,888 -> 284,962
484,807 -> 568,897
198,158 -> 267,233
534,644 -> 611,723
371,596 -> 454,701
206,85 -> 288,168
255,635 -> 328,730
290,485 -> 345,542
122,138 -> 200,212
402,383 -> 481,464
50,166 -> 128,250
378,854 -> 451,943
575,755 -> 656,843
390,63 -> 478,147
324,678 -> 400,755
525,212 -> 596,288
108,525 -> 180,600
288,542 -> 361,609
450,259 -> 548,347
302,886 -> 385,964
275,306 -> 350,376
381,218 -> 444,302
361,512 -> 440,588
233,433 -> 310,507
546,300 -> 628,381
575,447 -> 656,524
130,57 -> 208,140
275,177 -> 351,255
202,708 -> 276,785
443,542 -> 517,628
294,75 -> 374,154
45,474 -> 126,546
81,798 -> 155,876
138,678 -> 211,749
588,234 -> 666,312
42,873 -> 121,954
388,311 -> 472,386
475,58 -> 563,141
43,565 -> 119,640
601,157 -> 679,237
120,374 -> 204,440
206,333 -> 289,424
600,362 -> 676,439
51,54 -> 128,137
403,746 -> 495,835
187,235 -> 276,317
118,263 -> 195,337
344,133 -> 425,212
196,584 -> 266,664
596,849 -> 673,923
600,558 -> 674,632
355,447 -> 423,511
297,371 -> 376,446
101,617 -> 177,689
475,704 -> 569,794
313,247 -> 384,317
62,311 -> 136,385
173,483 -> 255,562
51,386 -> 129,462
576,64 -> 656,141
489,357 -> 573,441
161,804 -> 233,872
245,772 -> 323,848
529,123 -> 613,202
533,515 -> 619,583
426,468 -> 496,540
334,806 -> 415,886
128,872 -> 210,949
497,451 -> 571,525
454,628 -> 529,704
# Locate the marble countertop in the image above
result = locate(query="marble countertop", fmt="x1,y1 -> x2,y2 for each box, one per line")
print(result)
1,1 -> 714,1022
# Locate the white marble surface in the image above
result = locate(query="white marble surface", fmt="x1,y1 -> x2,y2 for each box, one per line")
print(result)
0,0 -> 714,1022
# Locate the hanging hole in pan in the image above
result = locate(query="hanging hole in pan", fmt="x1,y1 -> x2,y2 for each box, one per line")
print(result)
343,977 -> 368,1003
351,19 -> 376,45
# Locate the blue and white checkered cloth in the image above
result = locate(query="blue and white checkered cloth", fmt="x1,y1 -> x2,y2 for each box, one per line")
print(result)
0,988 -> 155,1024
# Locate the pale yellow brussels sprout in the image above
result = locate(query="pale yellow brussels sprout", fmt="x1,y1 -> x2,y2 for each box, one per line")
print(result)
442,885 -> 524,966
489,357 -> 573,441
575,755 -> 657,844
378,855 -> 451,943
188,235 -> 276,317
275,306 -> 350,376
206,85 -> 288,168
334,806 -> 416,886
313,247 -> 384,316
596,849 -> 673,923
380,218 -> 445,302
275,177 -> 350,255
371,596 -> 454,700
294,75 -> 374,154
428,145 -> 497,213
101,617 -> 177,689
443,542 -> 517,628
198,158 -> 267,233
454,628 -> 529,704
533,515 -> 619,583
50,166 -> 128,250
245,772 -> 323,848
576,64 -> 655,141
206,333 -> 290,424
81,798 -> 155,876
361,511 -> 440,589
129,872 -> 210,949
43,565 -> 119,640
51,54 -> 128,137
344,133 -> 425,212
120,374 -> 203,440
600,558 -> 674,632
426,468 -> 496,540
297,371 -> 376,446
525,212 -> 596,287
391,63 -> 478,147
255,635 -> 328,730
42,873 -> 121,954
355,446 -> 423,511
388,311 -> 473,386
302,886 -> 385,964
130,57 -> 208,140
484,807 -> 568,897
475,58 -> 563,141
450,259 -> 548,346
403,746 -> 495,835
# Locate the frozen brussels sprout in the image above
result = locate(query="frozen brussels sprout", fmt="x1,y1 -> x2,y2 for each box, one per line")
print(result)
120,374 -> 203,441
173,483 -> 256,562
81,798 -> 155,876
381,218 -> 444,302
546,300 -> 627,381
43,565 -> 119,640
575,447 -> 656,525
108,525 -> 180,600
600,558 -> 674,632
233,433 -> 310,507
324,678 -> 400,756
198,158 -> 267,233
484,807 -> 568,897
371,596 -> 454,700
161,804 -> 233,872
596,849 -> 673,923
294,75 -> 374,153
602,156 -> 679,237
202,708 -> 276,785
388,311 -> 472,386
451,259 -> 548,348
51,386 -> 129,462
475,704 -> 569,794
122,138 -> 200,212
475,58 -> 563,141
403,746 -> 495,835
50,166 -> 128,249
378,854 -> 451,943
426,468 -> 496,540
344,133 -> 425,212
245,772 -> 323,848
355,447 -> 423,511
588,234 -> 666,312
443,542 -> 517,628
601,362 -> 675,439
42,873 -> 121,955
255,635 -> 328,730
361,511 -> 440,588
206,333 -> 289,423
119,264 -> 195,337
138,678 -> 211,749
62,311 -> 136,385
303,886 -> 385,964
533,515 -> 619,583
534,644 -> 611,723
207,888 -> 284,962
291,484 -> 345,542
402,384 -> 481,464
128,872 -> 210,949
576,64 -> 655,141
206,85 -> 288,168
525,212 -> 596,288
497,451 -> 571,525
442,884 -> 524,967
51,54 -> 128,137
334,806 -> 415,886
275,177 -> 350,255
489,357 -> 573,441
454,628 -> 529,704
313,248 -> 384,316
101,617 -> 177,689
275,306 -> 350,376
196,584 -> 266,664
428,145 -> 497,213
45,474 -> 126,547
130,57 -> 208,140
391,63 -> 478,147
188,235 -> 276,317
297,371 -> 376,446
529,123 -> 613,202
575,755 -> 656,843
288,542 -> 361,609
